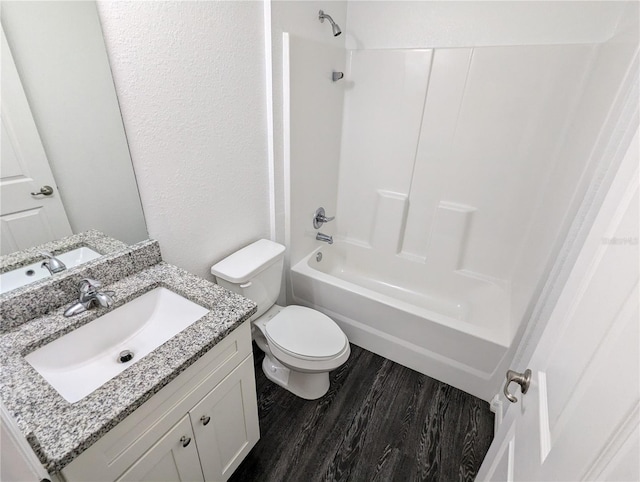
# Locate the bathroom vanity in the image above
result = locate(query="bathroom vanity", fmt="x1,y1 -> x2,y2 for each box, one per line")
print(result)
0,233 -> 260,481
60,322 -> 258,482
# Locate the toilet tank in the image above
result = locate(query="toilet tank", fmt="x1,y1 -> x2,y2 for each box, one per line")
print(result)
211,239 -> 285,320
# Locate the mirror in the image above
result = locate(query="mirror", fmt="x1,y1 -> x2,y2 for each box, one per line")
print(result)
0,1 -> 147,264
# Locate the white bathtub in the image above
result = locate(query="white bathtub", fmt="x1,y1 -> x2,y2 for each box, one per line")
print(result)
290,242 -> 511,401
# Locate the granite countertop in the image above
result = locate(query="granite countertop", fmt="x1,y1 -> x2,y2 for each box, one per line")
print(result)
0,262 -> 256,473
0,230 -> 127,274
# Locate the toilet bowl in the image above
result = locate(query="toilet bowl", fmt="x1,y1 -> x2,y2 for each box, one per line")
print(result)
253,305 -> 350,399
211,239 -> 350,399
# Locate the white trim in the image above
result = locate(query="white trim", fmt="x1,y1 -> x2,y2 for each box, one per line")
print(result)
537,371 -> 551,464
263,0 -> 276,241
489,393 -> 503,434
282,32 -> 291,252
281,32 -> 293,306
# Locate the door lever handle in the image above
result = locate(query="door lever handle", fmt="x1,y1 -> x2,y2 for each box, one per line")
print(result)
31,185 -> 54,196
503,368 -> 531,403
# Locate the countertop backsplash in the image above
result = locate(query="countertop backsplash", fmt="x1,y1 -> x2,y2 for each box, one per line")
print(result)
0,230 -> 127,274
0,237 -> 162,331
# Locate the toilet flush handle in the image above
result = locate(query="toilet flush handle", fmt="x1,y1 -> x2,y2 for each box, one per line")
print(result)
240,281 -> 252,288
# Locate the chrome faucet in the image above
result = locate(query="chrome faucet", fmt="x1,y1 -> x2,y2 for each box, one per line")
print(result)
40,251 -> 66,275
64,278 -> 114,317
316,232 -> 333,244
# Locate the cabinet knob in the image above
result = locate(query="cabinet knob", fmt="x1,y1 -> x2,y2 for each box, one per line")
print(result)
180,435 -> 191,447
200,415 -> 211,426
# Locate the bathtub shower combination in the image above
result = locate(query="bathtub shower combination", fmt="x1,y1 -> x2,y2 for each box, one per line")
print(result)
291,242 -> 510,399
284,3 -> 637,401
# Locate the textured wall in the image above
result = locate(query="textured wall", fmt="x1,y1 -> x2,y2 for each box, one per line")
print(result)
97,1 -> 269,280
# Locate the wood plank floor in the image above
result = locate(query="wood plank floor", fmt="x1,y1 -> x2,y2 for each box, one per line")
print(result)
230,344 -> 494,482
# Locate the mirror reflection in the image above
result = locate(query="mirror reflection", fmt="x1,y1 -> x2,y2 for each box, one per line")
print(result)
0,1 -> 147,263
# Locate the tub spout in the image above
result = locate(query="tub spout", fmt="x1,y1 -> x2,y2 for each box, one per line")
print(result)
316,232 -> 333,244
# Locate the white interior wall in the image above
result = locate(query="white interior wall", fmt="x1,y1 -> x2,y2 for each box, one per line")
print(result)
97,1 -> 269,280
2,1 -> 147,245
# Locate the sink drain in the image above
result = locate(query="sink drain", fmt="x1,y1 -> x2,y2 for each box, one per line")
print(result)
118,350 -> 134,363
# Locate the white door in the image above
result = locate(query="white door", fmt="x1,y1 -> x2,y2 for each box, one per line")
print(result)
1,27 -> 72,255
477,133 -> 639,481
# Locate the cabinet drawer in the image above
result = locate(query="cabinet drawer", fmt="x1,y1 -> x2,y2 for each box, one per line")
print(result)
62,322 -> 251,481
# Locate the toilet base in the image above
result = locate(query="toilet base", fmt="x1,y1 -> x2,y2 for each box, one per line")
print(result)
261,355 -> 330,400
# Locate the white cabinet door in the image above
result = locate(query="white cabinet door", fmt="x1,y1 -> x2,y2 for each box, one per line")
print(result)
117,415 -> 204,482
477,132 -> 639,481
1,27 -> 72,254
190,356 -> 260,482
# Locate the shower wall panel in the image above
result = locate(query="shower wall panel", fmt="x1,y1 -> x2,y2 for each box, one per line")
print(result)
336,44 -> 595,285
286,36 -> 346,266
400,48 -> 473,264
335,49 -> 432,248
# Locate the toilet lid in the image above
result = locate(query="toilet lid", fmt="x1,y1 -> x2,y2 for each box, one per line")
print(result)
265,306 -> 347,359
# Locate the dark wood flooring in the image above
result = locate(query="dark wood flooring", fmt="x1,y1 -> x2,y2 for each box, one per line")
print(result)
230,344 -> 494,482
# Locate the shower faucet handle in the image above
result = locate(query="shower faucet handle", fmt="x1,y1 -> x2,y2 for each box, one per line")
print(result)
313,207 -> 335,229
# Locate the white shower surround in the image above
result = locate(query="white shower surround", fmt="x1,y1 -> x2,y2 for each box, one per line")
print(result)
283,2 -> 638,402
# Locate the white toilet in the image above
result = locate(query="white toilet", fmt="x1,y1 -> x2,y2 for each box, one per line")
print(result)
211,239 -> 350,400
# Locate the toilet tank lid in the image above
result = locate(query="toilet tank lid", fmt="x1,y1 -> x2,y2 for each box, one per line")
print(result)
211,239 -> 285,283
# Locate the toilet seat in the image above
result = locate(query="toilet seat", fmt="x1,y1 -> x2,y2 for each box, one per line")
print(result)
264,306 -> 347,361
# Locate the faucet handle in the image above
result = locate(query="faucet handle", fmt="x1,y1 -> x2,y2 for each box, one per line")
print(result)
94,291 -> 115,308
39,251 -> 54,259
78,278 -> 102,292
313,207 -> 335,229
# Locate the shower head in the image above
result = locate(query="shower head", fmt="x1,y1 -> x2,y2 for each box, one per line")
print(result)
319,10 -> 341,37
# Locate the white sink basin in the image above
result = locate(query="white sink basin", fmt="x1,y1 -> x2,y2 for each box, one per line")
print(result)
25,287 -> 209,403
0,247 -> 102,294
